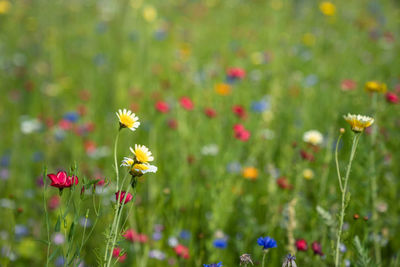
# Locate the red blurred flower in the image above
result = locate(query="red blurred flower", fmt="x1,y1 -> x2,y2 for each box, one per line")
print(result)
112,247 -> 127,262
47,171 -> 79,189
311,241 -> 324,256
84,140 -> 97,154
123,229 -> 139,242
234,129 -> 251,141
296,239 -> 308,251
204,107 -> 217,118
59,119 -> 73,130
233,124 -> 251,141
227,67 -> 246,79
167,119 -> 178,129
155,101 -> 170,113
300,150 -> 314,162
180,97 -> 194,110
48,195 -> 60,210
277,176 -> 292,190
115,191 -> 133,204
341,79 -> 357,91
138,234 -> 148,243
232,105 -> 246,119
174,244 -> 190,259
386,92 -> 399,104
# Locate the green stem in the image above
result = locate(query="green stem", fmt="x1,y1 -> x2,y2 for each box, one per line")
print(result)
370,93 -> 381,265
42,167 -> 51,267
335,133 -> 360,267
103,130 -> 121,264
262,250 -> 267,267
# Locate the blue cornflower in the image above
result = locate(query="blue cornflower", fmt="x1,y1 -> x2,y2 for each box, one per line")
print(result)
203,262 -> 223,267
213,238 -> 227,249
257,236 -> 277,250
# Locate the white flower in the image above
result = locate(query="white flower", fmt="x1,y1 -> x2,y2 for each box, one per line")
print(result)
121,157 -> 134,167
201,144 -> 219,156
116,109 -> 140,131
303,130 -> 323,146
343,114 -> 374,132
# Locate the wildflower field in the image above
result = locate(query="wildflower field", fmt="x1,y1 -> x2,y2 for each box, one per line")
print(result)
1,0 -> 400,266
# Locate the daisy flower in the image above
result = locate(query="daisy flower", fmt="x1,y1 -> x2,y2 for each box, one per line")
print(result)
116,109 -> 140,131
303,130 -> 323,146
130,163 -> 158,176
130,144 -> 154,163
121,157 -> 134,167
343,114 -> 374,132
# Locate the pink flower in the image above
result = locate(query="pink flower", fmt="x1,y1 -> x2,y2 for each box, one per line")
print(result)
204,108 -> 217,118
180,97 -> 194,110
174,244 -> 190,259
112,247 -> 127,262
48,195 -> 60,210
115,191 -> 133,204
386,92 -> 399,104
311,241 -> 324,256
296,239 -> 308,251
138,234 -> 148,243
341,79 -> 357,91
233,124 -> 251,141
155,101 -> 170,113
123,229 -> 139,242
47,171 -> 79,189
227,67 -> 246,79
235,129 -> 251,141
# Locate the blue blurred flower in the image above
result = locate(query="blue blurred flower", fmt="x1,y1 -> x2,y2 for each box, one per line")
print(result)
251,99 -> 269,113
55,256 -> 65,267
179,230 -> 191,240
63,112 -> 79,123
226,162 -> 241,173
152,232 -> 162,241
15,225 -> 29,239
257,236 -> 277,250
213,239 -> 227,249
203,262 -> 223,267
0,154 -> 10,167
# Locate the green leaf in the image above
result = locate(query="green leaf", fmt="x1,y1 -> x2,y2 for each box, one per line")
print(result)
68,222 -> 75,242
55,216 -> 61,232
48,247 -> 60,262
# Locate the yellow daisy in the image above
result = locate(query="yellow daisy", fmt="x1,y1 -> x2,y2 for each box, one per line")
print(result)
365,81 -> 387,93
116,109 -> 140,131
343,114 -> 374,133
130,144 -> 154,163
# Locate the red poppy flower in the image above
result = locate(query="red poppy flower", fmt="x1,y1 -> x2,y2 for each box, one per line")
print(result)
296,239 -> 308,251
115,191 -> 133,204
155,101 -> 170,113
180,97 -> 194,110
47,171 -> 79,189
300,150 -> 314,162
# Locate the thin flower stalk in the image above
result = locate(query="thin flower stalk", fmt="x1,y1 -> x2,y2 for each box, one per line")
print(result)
334,133 -> 361,267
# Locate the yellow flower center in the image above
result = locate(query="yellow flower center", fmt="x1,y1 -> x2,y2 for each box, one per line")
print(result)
120,114 -> 135,128
135,149 -> 149,163
132,163 -> 149,171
